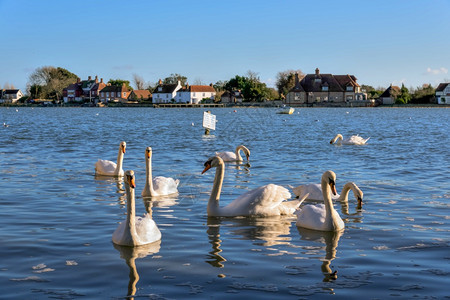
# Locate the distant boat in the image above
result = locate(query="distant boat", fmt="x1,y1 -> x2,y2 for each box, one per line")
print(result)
277,107 -> 295,115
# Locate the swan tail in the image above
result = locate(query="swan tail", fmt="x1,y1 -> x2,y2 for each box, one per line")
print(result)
282,193 -> 309,214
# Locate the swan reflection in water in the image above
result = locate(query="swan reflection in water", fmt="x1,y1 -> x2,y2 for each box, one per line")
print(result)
94,175 -> 126,205
206,216 -> 293,268
296,227 -> 343,282
113,240 -> 161,299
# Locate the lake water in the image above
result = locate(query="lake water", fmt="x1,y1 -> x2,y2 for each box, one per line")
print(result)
0,106 -> 449,299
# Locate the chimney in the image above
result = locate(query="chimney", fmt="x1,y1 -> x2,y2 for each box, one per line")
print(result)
95,75 -> 98,83
100,78 -> 103,83
209,83 -> 213,87
88,76 -> 92,80
295,73 -> 299,86
158,79 -> 162,85
77,78 -> 81,83
315,68 -> 320,76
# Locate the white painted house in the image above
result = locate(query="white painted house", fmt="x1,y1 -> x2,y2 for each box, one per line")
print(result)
152,80 -> 182,103
176,84 -> 216,104
0,89 -> 24,103
436,83 -> 450,104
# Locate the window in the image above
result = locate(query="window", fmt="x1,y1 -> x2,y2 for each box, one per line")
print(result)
322,86 -> 328,91
193,92 -> 196,97
203,93 -> 205,97
101,92 -> 104,97
123,92 -> 126,97
106,92 -> 110,97
346,86 -> 353,91
158,87 -> 162,92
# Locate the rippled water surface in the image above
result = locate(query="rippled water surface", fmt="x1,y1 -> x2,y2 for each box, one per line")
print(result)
1,107 -> 449,299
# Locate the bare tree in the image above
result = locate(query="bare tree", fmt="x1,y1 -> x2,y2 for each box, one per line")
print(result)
193,78 -> 204,85
132,73 -> 145,90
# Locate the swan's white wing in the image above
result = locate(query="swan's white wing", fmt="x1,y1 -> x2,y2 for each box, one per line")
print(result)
215,151 -> 237,162
135,214 -> 162,245
345,135 -> 370,145
113,215 -> 161,246
95,159 -> 117,175
295,203 -> 344,231
295,203 -> 327,230
292,184 -> 323,200
292,183 -> 340,201
152,176 -> 179,196
223,184 -> 292,216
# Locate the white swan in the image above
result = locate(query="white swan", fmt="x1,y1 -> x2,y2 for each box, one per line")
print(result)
295,171 -> 344,232
113,170 -> 162,246
215,145 -> 250,162
202,156 -> 307,217
142,147 -> 179,197
330,134 -> 370,145
95,141 -> 126,177
292,182 -> 363,206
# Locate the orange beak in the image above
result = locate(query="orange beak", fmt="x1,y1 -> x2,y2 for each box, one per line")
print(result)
122,146 -> 126,154
330,183 -> 337,195
129,177 -> 136,188
146,151 -> 151,158
202,164 -> 211,174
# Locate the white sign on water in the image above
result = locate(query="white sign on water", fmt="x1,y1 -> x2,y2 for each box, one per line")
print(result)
202,111 -> 216,130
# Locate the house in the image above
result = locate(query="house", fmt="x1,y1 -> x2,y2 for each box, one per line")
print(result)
152,79 -> 182,103
435,83 -> 450,104
99,83 -> 131,103
63,76 -> 106,103
128,90 -> 152,102
176,84 -> 216,104
0,89 -> 24,103
285,68 -> 367,105
379,85 -> 400,105
221,90 -> 244,104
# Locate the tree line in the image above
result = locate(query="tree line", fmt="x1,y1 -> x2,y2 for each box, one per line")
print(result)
23,65 -> 438,104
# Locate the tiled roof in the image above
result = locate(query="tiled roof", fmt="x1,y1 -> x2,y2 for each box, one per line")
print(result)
153,84 -> 178,94
300,73 -> 344,92
436,83 -> 449,92
3,89 -> 20,94
380,85 -> 400,98
100,85 -> 128,93
181,85 -> 216,92
334,75 -> 360,88
131,90 -> 151,98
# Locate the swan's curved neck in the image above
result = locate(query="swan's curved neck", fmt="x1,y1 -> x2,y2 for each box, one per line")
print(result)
115,147 -> 124,175
144,155 -> 156,196
125,185 -> 138,244
208,161 -> 225,216
337,183 -> 354,202
321,178 -> 340,230
235,146 -> 243,161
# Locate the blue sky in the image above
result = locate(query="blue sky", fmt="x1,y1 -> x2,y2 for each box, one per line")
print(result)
1,0 -> 449,92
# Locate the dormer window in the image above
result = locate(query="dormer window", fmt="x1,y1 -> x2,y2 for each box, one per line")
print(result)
322,86 -> 328,91
158,87 -> 162,92
346,86 -> 353,91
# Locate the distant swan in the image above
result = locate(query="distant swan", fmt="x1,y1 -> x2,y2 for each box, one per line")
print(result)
95,141 -> 126,177
113,170 -> 161,246
330,134 -> 370,145
215,145 -> 250,162
295,171 -> 344,232
142,147 -> 179,197
292,182 -> 363,206
202,156 -> 307,217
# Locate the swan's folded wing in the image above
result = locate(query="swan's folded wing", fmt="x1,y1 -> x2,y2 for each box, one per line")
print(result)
95,159 -> 117,175
215,151 -> 236,162
292,183 -> 323,200
226,184 -> 291,216
153,176 -> 179,195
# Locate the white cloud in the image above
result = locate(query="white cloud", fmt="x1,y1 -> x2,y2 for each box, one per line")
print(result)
426,67 -> 448,75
